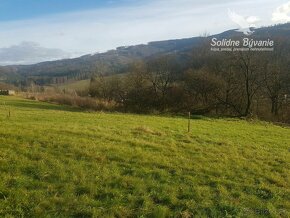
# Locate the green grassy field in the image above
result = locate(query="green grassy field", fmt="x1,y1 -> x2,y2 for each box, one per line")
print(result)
0,96 -> 289,217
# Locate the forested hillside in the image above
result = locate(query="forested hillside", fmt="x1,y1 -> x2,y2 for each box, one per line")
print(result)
1,23 -> 290,86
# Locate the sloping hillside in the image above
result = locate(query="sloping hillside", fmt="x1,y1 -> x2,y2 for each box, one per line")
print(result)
0,96 -> 289,217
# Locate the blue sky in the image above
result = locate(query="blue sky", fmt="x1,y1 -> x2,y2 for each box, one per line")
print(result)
0,0 -> 139,21
0,0 -> 289,65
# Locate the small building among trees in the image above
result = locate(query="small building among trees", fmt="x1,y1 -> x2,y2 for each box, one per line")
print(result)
0,90 -> 16,96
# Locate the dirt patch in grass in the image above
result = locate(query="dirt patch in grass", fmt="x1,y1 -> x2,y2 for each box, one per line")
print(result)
133,126 -> 163,136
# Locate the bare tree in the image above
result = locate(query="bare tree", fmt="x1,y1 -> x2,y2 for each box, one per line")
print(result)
234,52 -> 263,116
146,56 -> 176,109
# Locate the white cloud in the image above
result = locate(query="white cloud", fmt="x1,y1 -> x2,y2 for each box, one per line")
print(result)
0,42 -> 70,65
272,1 -> 290,23
0,0 -> 287,64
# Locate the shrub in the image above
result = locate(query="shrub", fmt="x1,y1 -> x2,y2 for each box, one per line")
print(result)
23,93 -> 119,112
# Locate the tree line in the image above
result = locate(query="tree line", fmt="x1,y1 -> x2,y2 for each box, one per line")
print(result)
88,38 -> 290,123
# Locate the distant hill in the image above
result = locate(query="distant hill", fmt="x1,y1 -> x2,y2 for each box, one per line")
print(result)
1,23 -> 290,85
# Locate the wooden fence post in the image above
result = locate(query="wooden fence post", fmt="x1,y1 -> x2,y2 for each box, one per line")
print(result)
188,112 -> 191,132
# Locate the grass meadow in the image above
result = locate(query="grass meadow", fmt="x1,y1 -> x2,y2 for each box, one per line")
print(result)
0,96 -> 289,217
